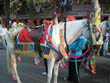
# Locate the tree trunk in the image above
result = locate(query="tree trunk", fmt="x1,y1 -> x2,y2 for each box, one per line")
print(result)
3,0 -> 10,18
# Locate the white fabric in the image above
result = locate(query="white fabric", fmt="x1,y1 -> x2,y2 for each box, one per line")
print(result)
52,19 -> 88,50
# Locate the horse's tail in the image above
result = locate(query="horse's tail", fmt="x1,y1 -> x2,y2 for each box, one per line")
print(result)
7,49 -> 12,73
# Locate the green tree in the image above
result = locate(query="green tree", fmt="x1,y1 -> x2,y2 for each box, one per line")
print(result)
3,0 -> 36,18
3,0 -> 10,18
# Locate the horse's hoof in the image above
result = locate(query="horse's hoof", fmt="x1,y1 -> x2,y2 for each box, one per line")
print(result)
35,63 -> 39,66
17,58 -> 22,62
63,63 -> 67,67
18,59 -> 22,62
34,62 -> 40,66
38,61 -> 40,64
17,81 -> 22,83
85,66 -> 90,70
91,71 -> 96,75
12,76 -> 17,81
60,65 -> 64,69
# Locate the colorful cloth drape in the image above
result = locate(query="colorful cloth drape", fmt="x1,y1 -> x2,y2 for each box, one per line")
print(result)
18,29 -> 33,42
40,46 -> 53,59
40,20 -> 53,59
15,29 -> 37,55
15,43 -> 37,55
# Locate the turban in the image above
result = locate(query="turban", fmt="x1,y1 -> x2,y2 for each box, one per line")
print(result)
67,16 -> 76,21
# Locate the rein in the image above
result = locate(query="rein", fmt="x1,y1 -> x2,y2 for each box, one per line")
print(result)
41,25 -> 61,55
64,22 -> 69,53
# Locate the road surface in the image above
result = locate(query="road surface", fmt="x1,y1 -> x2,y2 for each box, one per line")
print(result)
0,49 -> 110,83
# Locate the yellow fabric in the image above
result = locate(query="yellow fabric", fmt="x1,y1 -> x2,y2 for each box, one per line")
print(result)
90,56 -> 96,71
18,22 -> 22,26
94,19 -> 101,23
59,29 -> 68,60
15,50 -> 37,55
43,49 -> 53,59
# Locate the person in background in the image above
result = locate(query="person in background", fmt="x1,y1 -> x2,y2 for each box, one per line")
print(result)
0,23 -> 7,49
64,16 -> 87,83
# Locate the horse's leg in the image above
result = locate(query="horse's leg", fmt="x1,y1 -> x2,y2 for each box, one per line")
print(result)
59,59 -> 65,69
47,55 -> 55,83
11,54 -> 21,83
59,59 -> 63,68
2,38 -> 7,49
53,62 -> 60,83
96,45 -> 102,56
7,48 -> 16,80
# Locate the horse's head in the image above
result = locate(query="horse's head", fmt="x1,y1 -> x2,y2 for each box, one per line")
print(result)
51,19 -> 88,59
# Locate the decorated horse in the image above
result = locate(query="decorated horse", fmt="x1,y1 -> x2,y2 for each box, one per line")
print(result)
6,1 -> 104,83
5,17 -> 109,83
6,17 -> 93,83
6,17 -> 104,83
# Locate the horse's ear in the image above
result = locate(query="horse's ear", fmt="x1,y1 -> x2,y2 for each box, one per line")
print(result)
53,12 -> 58,24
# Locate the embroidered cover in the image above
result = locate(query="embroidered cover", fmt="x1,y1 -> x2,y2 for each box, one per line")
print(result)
15,42 -> 37,55
40,46 -> 53,59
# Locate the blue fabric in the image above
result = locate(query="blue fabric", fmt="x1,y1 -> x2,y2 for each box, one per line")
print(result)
69,36 -> 87,56
49,29 -> 53,36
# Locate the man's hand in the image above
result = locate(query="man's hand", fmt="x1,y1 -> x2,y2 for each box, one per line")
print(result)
65,47 -> 69,53
72,49 -> 76,53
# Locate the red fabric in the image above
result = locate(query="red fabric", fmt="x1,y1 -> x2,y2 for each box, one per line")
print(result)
67,16 -> 76,21
43,20 -> 51,25
40,24 -> 50,44
18,29 -> 33,42
40,36 -> 45,44
40,20 -> 51,44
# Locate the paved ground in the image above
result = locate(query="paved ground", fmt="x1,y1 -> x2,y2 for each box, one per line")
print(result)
0,49 -> 110,83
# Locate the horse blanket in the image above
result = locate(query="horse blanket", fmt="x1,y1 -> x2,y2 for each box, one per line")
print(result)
15,28 -> 37,55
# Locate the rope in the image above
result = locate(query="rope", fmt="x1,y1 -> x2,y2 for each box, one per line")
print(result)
41,25 -> 60,55
69,57 -> 90,62
68,48 -> 90,58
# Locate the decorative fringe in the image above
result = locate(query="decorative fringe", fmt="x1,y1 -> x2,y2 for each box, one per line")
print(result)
15,42 -> 37,55
89,23 -> 103,45
90,0 -> 103,45
59,29 -> 68,60
15,50 -> 37,55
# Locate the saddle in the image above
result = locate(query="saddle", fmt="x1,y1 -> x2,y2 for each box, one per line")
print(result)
15,28 -> 41,55
17,28 -> 42,43
30,28 -> 42,42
